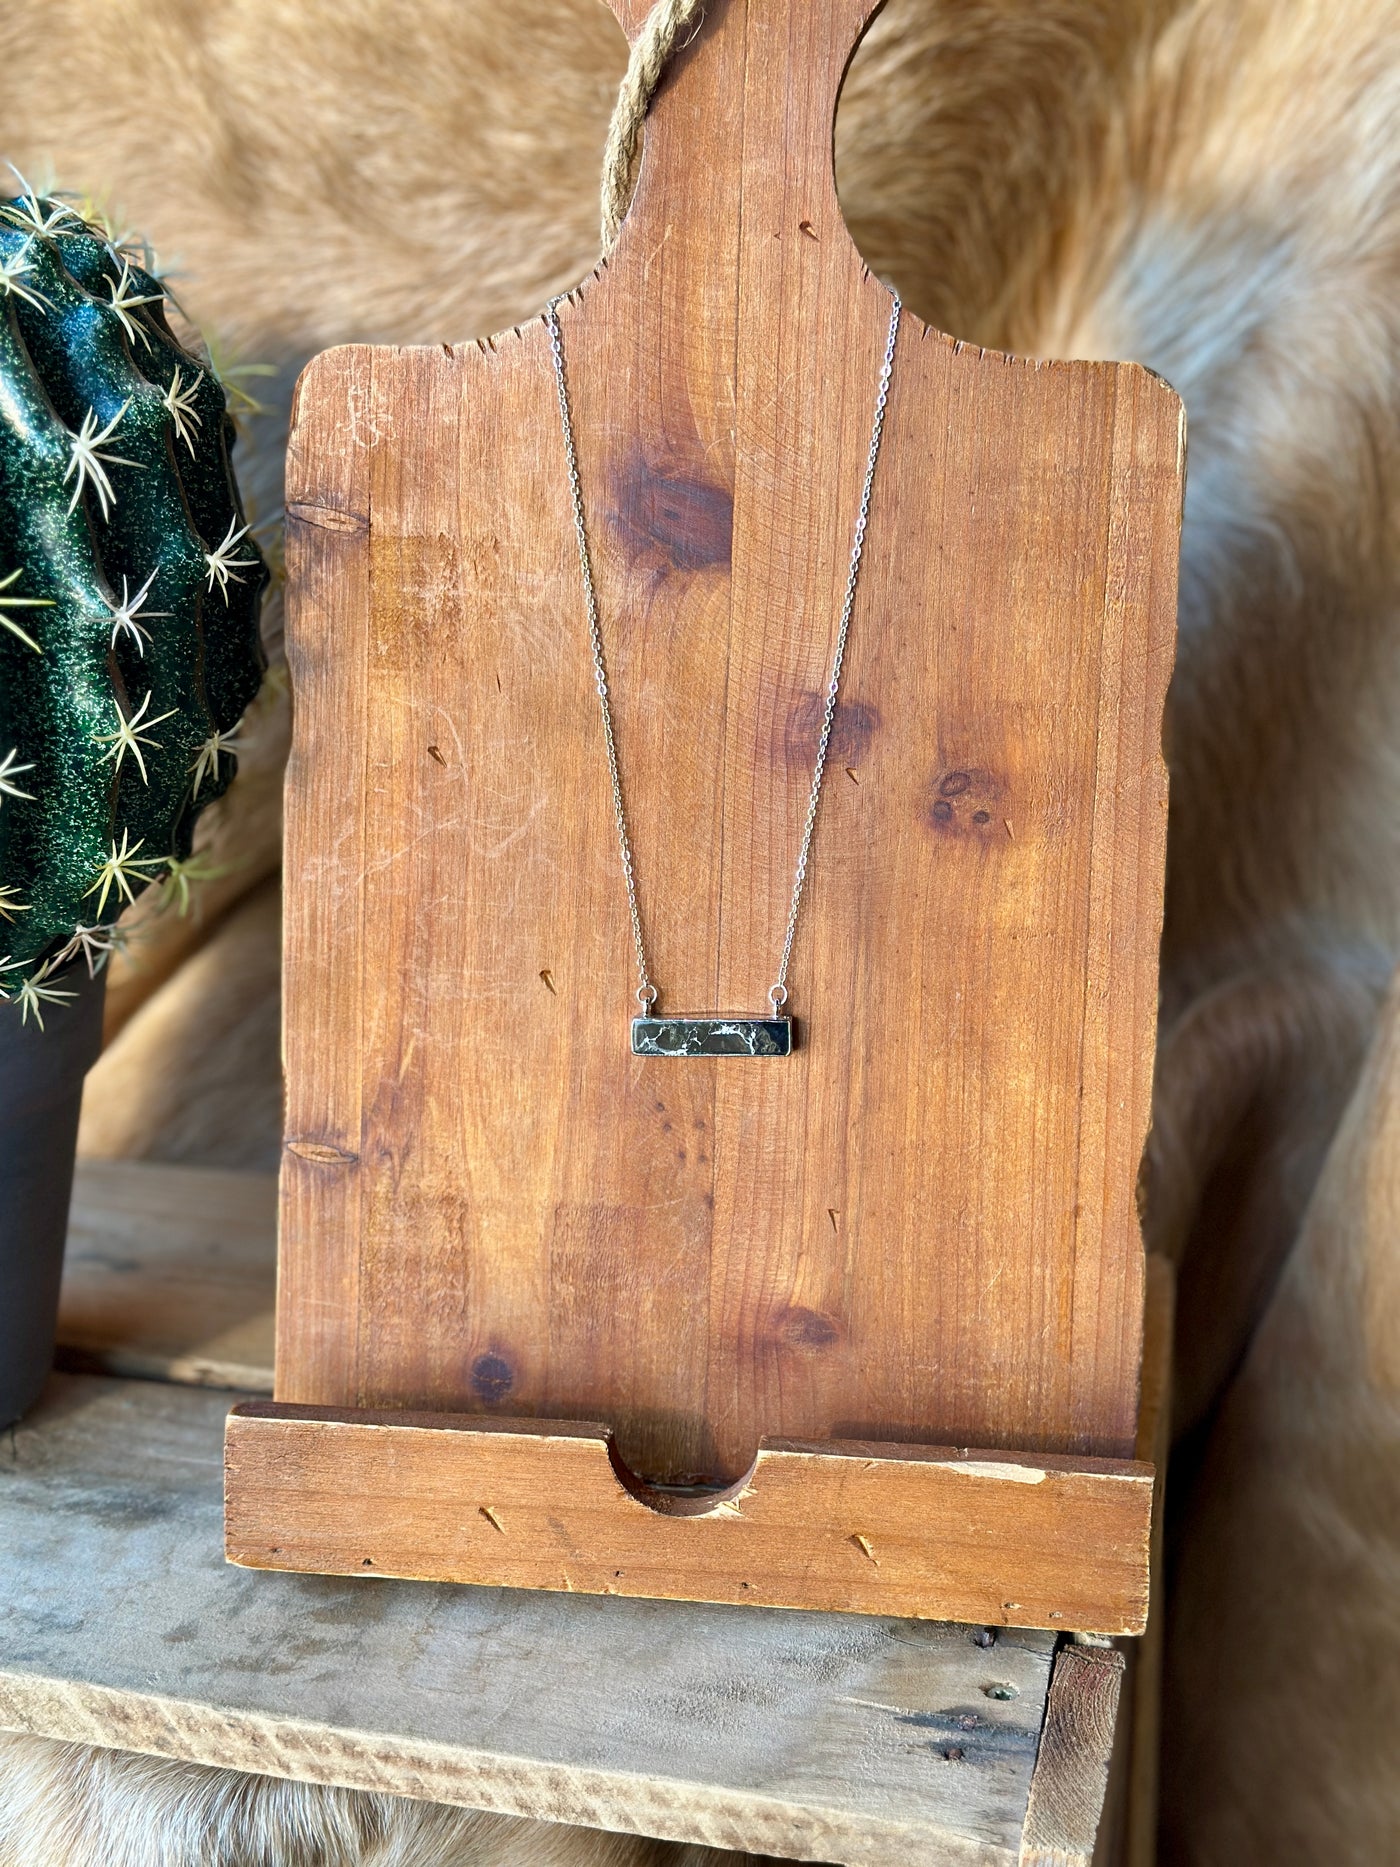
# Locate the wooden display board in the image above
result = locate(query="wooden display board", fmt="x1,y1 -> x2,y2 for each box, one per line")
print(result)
226,0 -> 1182,1634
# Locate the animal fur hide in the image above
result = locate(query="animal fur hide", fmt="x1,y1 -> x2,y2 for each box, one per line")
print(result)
0,1732 -> 768,1867
0,0 -> 1397,1861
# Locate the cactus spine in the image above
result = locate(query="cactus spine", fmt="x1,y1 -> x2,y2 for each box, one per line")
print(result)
0,186 -> 267,1022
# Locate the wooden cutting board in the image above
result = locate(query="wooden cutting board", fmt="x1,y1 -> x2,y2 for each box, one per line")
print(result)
228,0 -> 1182,1628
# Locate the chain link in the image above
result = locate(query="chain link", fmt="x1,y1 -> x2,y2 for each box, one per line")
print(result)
770,294 -> 901,1013
546,292 -> 902,1019
546,300 -> 656,1011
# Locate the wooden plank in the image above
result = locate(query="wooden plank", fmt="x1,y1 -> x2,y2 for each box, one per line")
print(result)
1084,1255 -> 1174,1867
0,1374 -> 1083,1867
51,1162 -> 1152,1633
1124,1256 -> 1173,1866
58,1161 -> 275,1391
273,0 -> 1182,1573
278,354 -> 370,1410
226,1404 -> 1152,1635
1020,1647 -> 1125,1866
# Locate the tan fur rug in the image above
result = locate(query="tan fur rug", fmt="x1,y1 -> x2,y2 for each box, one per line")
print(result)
0,1733 -> 763,1867
1,0 -> 1398,1860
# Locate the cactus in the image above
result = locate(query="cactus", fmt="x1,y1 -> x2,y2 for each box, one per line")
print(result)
0,183 -> 267,1024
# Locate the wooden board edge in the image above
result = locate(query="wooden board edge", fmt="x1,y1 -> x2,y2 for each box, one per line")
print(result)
0,1669 -> 1006,1867
1020,1645 -> 1126,1866
52,1343 -> 274,1394
1125,1253 -> 1175,1866
224,1408 -> 1153,1635
1084,1254 -> 1176,1866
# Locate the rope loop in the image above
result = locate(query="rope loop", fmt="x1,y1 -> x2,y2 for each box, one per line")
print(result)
600,0 -> 707,250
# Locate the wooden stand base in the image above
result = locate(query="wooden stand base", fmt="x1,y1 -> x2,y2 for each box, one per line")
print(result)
225,1405 -> 1152,1636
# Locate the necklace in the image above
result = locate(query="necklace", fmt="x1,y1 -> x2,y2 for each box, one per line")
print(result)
545,292 -> 902,1058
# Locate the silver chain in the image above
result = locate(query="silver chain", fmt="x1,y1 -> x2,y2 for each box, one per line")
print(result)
545,291 -> 902,1018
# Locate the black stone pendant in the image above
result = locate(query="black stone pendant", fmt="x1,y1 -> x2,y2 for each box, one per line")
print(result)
632,1017 -> 793,1058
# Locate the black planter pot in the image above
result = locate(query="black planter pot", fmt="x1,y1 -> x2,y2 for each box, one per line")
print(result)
0,965 -> 106,1428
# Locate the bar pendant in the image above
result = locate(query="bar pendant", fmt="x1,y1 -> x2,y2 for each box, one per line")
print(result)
632,1017 -> 793,1058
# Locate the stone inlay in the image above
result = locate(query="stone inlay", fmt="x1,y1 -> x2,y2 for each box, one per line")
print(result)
632,1017 -> 793,1058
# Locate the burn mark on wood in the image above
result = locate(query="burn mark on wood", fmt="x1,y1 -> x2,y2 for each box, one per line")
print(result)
891,1705 -> 1035,1764
609,444 -> 733,573
786,693 -> 879,771
925,767 -> 1006,837
470,1353 -> 514,1404
771,1305 -> 842,1353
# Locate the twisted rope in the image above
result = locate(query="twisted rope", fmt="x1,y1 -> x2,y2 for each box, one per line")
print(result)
600,0 -> 707,250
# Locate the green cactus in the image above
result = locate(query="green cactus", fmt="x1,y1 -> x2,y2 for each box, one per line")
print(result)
0,184 -> 267,1024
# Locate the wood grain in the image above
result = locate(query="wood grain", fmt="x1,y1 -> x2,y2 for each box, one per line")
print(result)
59,1161 -> 275,1390
2,1373 -> 1092,1867
272,0 -> 1182,1583
226,1404 -> 1153,1634
1019,1646 -> 1125,1865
